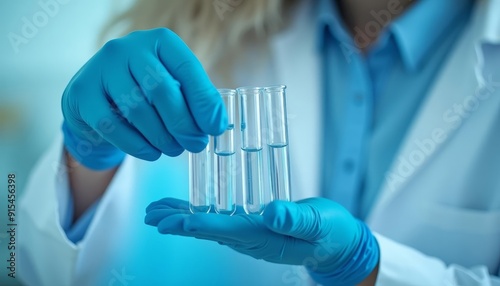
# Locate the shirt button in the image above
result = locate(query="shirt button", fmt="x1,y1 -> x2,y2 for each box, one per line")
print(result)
353,93 -> 364,105
343,159 -> 355,173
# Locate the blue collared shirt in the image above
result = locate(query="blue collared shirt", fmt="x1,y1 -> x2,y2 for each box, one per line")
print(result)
318,0 -> 473,219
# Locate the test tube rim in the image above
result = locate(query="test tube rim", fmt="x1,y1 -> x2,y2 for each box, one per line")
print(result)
263,85 -> 287,93
236,86 -> 263,95
218,88 -> 237,97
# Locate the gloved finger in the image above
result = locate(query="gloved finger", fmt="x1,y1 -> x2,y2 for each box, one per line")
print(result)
263,200 -> 325,241
144,209 -> 189,226
145,204 -> 171,212
76,84 -> 161,161
154,28 -> 227,135
130,57 -> 209,152
181,213 -> 269,243
156,214 -> 241,244
156,213 -> 186,234
105,70 -> 185,156
145,197 -> 189,213
146,203 -> 185,213
192,235 -> 240,245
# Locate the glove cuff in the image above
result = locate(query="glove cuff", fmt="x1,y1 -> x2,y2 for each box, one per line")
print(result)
62,121 -> 125,170
308,222 -> 380,286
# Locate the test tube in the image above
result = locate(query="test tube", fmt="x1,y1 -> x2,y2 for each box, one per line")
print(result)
214,89 -> 237,215
238,87 -> 266,214
263,85 -> 291,202
189,141 -> 212,214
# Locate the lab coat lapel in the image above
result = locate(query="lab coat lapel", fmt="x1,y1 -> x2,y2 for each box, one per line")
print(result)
269,0 -> 323,199
371,0 -> 499,216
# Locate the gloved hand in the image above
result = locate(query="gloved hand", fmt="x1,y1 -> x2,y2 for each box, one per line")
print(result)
62,28 -> 227,170
145,197 -> 379,285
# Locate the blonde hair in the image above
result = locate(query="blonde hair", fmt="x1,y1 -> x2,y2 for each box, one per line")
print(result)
99,0 -> 297,84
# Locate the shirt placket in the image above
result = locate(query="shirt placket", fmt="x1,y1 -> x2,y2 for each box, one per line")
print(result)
329,52 -> 373,216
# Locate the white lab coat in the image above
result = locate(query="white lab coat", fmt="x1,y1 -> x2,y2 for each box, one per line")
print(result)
19,0 -> 500,285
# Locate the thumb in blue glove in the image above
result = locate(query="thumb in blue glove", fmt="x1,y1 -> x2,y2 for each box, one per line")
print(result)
144,197 -> 379,285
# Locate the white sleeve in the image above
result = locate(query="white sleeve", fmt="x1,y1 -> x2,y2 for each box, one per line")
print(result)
19,135 -> 135,286
374,233 -> 500,286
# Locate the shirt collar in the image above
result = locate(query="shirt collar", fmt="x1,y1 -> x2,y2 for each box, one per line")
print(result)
390,0 -> 472,70
316,0 -> 352,49
316,0 -> 473,71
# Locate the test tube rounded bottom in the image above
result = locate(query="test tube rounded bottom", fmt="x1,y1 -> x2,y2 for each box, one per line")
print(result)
214,152 -> 236,215
190,204 -> 211,214
268,144 -> 291,201
189,151 -> 212,214
242,148 -> 266,215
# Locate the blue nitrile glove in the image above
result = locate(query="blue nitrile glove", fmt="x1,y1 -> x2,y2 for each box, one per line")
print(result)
144,197 -> 379,285
61,28 -> 227,170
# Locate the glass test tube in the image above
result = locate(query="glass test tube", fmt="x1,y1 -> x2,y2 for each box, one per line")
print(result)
238,87 -> 266,214
189,141 -> 212,214
214,89 -> 237,215
263,85 -> 291,202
